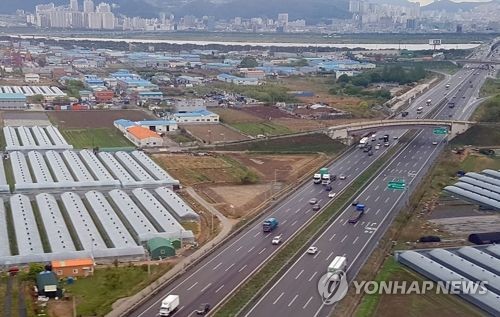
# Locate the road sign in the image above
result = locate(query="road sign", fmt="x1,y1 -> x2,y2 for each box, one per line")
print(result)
388,179 -> 406,190
433,127 -> 448,135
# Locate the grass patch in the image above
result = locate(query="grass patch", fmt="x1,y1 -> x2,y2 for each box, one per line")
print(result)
5,202 -> 18,255
4,158 -> 14,192
471,95 -> 500,122
60,128 -> 132,148
230,122 -> 291,136
169,133 -> 196,143
451,124 -> 500,146
215,143 -> 400,316
181,221 -> 200,235
218,133 -> 346,155
66,264 -> 173,316
479,78 -> 500,97
0,129 -> 5,150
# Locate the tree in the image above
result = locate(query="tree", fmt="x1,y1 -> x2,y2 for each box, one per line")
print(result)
337,74 -> 350,84
239,56 -> 258,68
30,94 -> 45,103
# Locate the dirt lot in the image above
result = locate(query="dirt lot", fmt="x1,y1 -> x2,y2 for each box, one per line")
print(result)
181,123 -> 249,143
240,105 -> 294,119
48,110 -> 154,129
2,111 -> 51,126
211,107 -> 262,124
154,152 -> 326,218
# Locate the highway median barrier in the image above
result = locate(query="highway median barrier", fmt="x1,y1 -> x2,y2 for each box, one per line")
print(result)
213,139 -> 407,317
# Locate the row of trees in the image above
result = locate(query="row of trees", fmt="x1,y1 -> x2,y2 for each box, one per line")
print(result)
337,65 -> 427,87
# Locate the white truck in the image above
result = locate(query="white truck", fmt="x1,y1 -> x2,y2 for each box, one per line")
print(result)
321,174 -> 331,185
358,137 -> 369,148
313,173 -> 322,184
159,295 -> 180,317
327,256 -> 347,282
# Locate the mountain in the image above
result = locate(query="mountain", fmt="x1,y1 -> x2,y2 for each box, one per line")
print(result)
422,0 -> 496,12
172,0 -> 350,22
0,0 -> 350,21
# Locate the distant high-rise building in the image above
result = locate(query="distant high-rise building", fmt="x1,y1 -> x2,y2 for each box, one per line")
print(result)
349,0 -> 362,13
96,2 -> 111,13
277,13 -> 288,26
49,10 -> 69,28
456,24 -> 463,33
102,12 -> 115,29
35,3 -> 55,14
70,0 -> 79,11
87,11 -> 102,28
70,12 -> 85,28
83,0 -> 94,13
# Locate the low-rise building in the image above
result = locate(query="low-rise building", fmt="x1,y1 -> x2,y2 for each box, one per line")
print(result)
217,73 -> 259,85
52,258 -> 95,278
173,110 -> 220,124
0,93 -> 27,109
173,99 -> 206,113
94,90 -> 114,103
24,73 -> 40,83
126,126 -> 163,147
114,119 -> 178,133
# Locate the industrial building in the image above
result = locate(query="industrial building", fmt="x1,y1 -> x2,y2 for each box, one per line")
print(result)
173,110 -> 220,124
444,169 -> 500,210
0,93 -> 27,109
216,73 -> 259,85
0,85 -> 66,98
114,119 -> 178,133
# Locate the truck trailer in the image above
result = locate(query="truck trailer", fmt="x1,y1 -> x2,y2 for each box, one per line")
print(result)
263,217 -> 279,232
159,295 -> 180,316
327,256 -> 347,281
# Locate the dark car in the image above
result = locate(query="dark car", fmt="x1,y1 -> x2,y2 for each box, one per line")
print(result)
196,303 -> 211,315
325,185 -> 333,192
351,201 -> 359,206
368,151 -> 373,156
312,204 -> 321,211
331,175 -> 337,181
401,111 -> 409,117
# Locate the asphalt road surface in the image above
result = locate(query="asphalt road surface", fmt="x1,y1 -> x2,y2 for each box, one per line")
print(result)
127,43 -> 495,317
243,55 -> 494,317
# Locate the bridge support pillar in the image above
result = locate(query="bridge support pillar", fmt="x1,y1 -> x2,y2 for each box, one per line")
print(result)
449,122 -> 471,139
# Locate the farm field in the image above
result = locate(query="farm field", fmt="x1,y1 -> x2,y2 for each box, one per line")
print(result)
230,122 -> 291,136
48,110 -> 153,129
181,123 -> 249,143
219,133 -> 346,154
60,128 -> 132,148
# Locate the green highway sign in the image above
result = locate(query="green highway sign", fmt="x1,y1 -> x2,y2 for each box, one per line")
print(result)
388,180 -> 406,190
433,127 -> 448,135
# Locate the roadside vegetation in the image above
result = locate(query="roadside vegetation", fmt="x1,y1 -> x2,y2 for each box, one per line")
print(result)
65,80 -> 85,99
210,82 -> 297,104
479,77 -> 500,97
218,134 -> 346,154
230,122 -> 291,136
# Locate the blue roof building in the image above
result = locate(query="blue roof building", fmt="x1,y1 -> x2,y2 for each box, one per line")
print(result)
0,93 -> 27,109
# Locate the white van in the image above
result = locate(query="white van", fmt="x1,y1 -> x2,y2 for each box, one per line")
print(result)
416,106 -> 423,114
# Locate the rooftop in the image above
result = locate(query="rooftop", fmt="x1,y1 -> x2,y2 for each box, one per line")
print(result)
52,258 -> 94,268
174,110 -> 217,117
127,126 -> 162,140
0,93 -> 27,100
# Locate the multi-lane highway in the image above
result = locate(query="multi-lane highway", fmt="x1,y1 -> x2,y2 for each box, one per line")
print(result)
243,49 -> 496,317
126,43 -> 496,317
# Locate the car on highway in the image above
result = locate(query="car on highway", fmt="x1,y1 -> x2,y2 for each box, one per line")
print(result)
309,198 -> 318,204
312,204 -> 321,211
272,235 -> 283,245
393,136 -> 398,139
195,303 -> 211,315
375,145 -> 380,150
328,192 -> 336,198
432,141 -> 438,145
384,142 -> 390,147
325,185 -> 333,191
368,151 -> 373,156
306,246 -> 318,254
351,200 -> 359,206
339,174 -> 346,180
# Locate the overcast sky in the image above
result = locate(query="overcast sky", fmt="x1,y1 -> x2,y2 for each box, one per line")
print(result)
410,0 -> 491,5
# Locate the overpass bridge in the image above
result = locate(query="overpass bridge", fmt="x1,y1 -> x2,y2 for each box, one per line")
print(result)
325,119 -> 475,144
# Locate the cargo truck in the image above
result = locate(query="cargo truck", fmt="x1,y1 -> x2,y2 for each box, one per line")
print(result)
348,204 -> 365,224
159,295 -> 180,317
314,168 -> 329,184
263,217 -> 279,232
327,256 -> 347,281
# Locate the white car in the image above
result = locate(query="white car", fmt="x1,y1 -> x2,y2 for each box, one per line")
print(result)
309,198 -> 318,205
432,141 -> 438,145
307,246 -> 318,254
375,145 -> 380,150
328,192 -> 336,198
272,235 -> 282,245
339,174 -> 346,180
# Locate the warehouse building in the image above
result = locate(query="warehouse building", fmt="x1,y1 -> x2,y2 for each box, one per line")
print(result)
147,237 -> 176,260
125,126 -> 163,147
173,110 -> 219,124
0,93 -> 27,109
114,119 -> 178,133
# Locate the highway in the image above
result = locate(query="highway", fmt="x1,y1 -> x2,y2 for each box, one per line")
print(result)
243,49 -> 496,317
126,43 -> 495,317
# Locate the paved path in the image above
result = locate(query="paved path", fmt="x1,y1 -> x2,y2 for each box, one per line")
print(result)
107,187 -> 235,317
